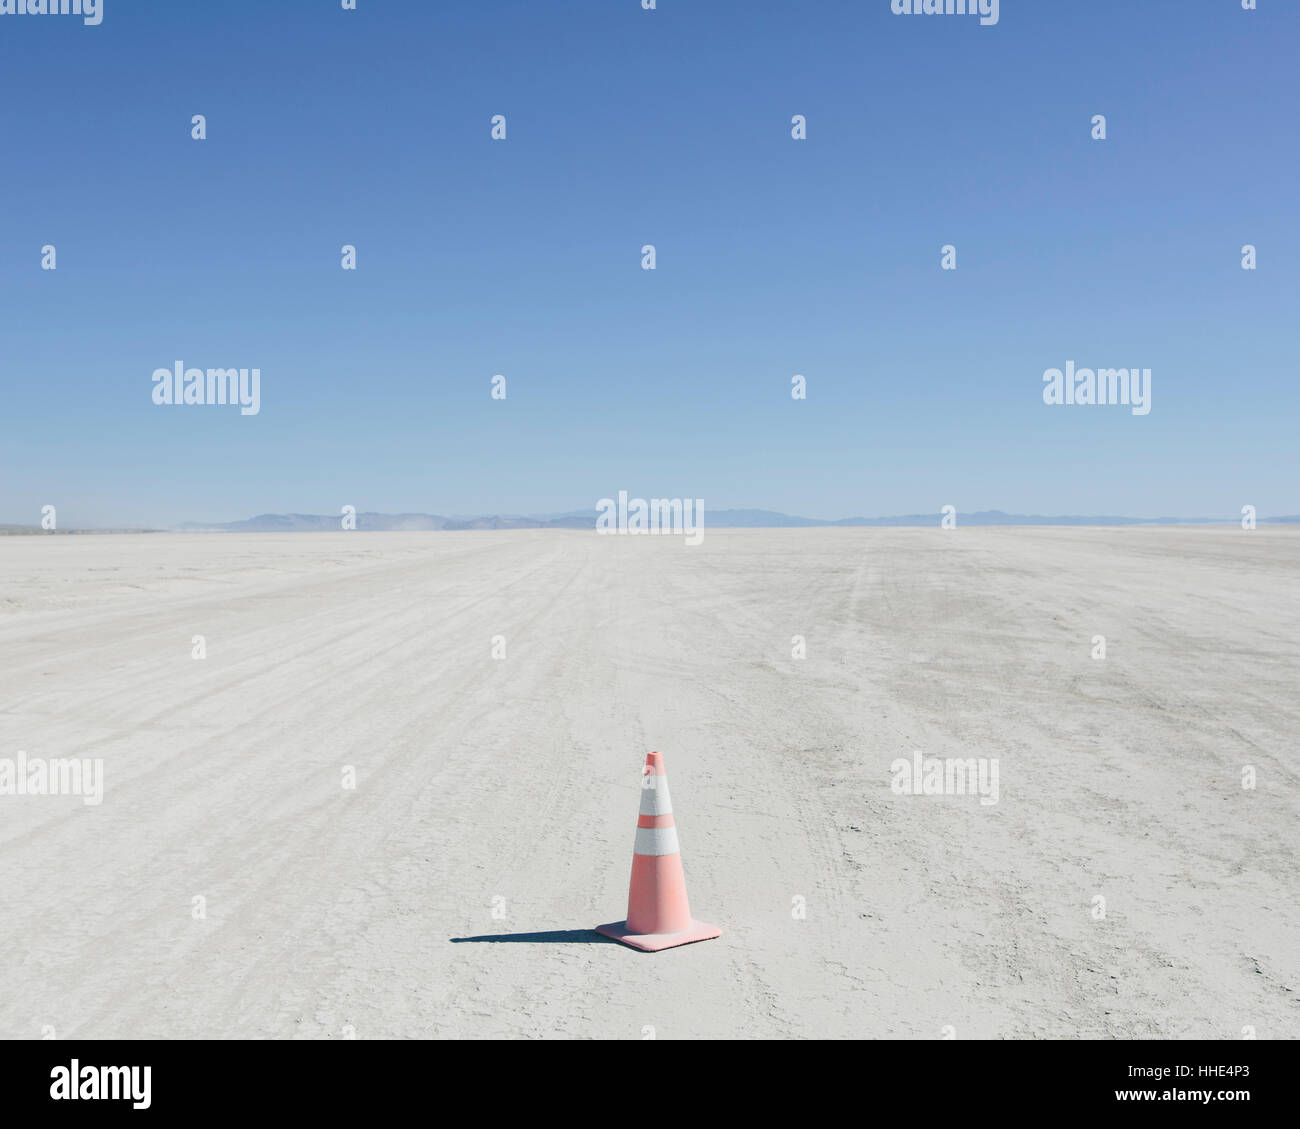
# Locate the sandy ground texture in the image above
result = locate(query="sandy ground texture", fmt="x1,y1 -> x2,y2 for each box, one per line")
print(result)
0,527 -> 1296,1040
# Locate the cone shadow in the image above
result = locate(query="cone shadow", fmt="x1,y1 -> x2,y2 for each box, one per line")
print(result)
449,929 -> 618,944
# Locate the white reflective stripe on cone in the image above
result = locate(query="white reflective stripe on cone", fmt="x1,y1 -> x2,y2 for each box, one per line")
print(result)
638,774 -> 673,816
633,825 -> 680,856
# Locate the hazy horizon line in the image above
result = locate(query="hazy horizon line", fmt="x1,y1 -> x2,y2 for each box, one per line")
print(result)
5,506 -> 1299,534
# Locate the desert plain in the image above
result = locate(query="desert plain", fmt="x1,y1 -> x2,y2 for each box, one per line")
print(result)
0,527 -> 1296,1039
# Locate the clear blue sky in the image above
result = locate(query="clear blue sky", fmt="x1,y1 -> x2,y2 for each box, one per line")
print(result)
2,0 -> 1296,527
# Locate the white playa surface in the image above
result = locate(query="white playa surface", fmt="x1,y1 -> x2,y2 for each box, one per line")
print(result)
1,528 -> 1296,1039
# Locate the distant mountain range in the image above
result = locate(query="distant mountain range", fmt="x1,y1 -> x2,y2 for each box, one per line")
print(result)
164,509 -> 1300,532
5,509 -> 1297,535
174,512 -> 596,532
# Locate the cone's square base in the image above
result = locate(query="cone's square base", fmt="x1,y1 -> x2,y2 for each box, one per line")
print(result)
595,920 -> 722,952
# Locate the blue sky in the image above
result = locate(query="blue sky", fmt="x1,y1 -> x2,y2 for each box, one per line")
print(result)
1,0 -> 1296,527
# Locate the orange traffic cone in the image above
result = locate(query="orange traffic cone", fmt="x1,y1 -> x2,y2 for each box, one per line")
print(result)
596,751 -> 721,952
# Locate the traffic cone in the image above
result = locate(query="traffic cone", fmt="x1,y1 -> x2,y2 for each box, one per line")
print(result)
596,751 -> 721,952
